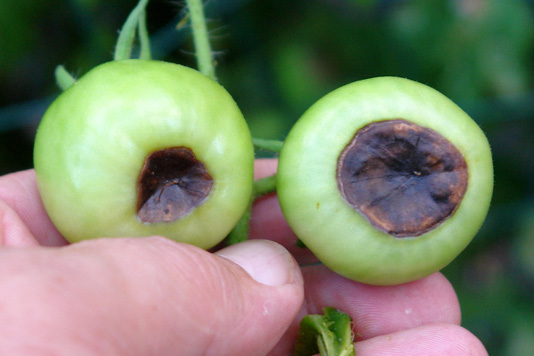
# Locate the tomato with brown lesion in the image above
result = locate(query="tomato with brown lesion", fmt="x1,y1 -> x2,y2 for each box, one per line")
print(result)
277,76 -> 493,285
34,60 -> 254,249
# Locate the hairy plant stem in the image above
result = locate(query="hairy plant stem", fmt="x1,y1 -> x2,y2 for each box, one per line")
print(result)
114,0 -> 150,61
253,174 -> 277,197
225,137 -> 287,244
186,0 -> 217,81
137,8 -> 152,60
253,138 -> 284,153
226,174 -> 278,245
56,0 -> 151,91
55,65 -> 76,91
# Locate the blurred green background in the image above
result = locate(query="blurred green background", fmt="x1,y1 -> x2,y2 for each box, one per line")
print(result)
1,0 -> 534,354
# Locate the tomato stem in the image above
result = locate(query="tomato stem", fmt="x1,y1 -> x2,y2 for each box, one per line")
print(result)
253,174 -> 277,196
226,139 -> 283,244
253,138 -> 284,153
186,0 -> 217,81
114,0 -> 150,61
54,65 -> 76,91
293,307 -> 356,356
137,8 -> 152,60
226,199 -> 253,245
226,174 -> 278,245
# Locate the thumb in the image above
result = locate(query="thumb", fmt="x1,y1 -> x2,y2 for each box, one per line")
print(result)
0,237 -> 303,356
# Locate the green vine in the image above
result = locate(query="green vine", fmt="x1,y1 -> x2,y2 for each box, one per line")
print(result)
225,174 -> 278,245
114,0 -> 150,61
55,0 -> 151,91
225,135 -> 291,245
252,138 -> 285,153
185,0 -> 217,81
137,7 -> 152,60
55,65 -> 76,91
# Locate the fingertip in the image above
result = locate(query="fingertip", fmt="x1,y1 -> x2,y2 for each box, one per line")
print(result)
254,158 -> 278,179
214,240 -> 305,354
355,323 -> 488,356
0,169 -> 67,246
249,193 -> 319,265
0,199 -> 40,247
216,239 -> 303,287
300,266 -> 461,339
75,237 -> 304,356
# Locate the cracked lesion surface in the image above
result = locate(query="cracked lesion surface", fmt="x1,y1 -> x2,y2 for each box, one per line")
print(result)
137,147 -> 213,223
337,119 -> 468,237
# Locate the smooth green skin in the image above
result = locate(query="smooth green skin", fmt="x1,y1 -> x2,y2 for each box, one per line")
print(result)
277,77 -> 493,285
34,60 -> 254,249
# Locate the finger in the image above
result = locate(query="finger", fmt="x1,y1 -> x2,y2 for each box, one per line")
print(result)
300,266 -> 461,339
0,237 -> 303,356
269,266 -> 461,355
355,323 -> 488,356
0,200 -> 40,247
253,158 -> 278,180
251,159 -> 318,264
250,193 -> 319,265
0,169 -> 67,246
0,159 -> 297,249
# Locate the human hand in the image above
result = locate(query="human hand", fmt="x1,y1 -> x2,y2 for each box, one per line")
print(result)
0,159 -> 488,356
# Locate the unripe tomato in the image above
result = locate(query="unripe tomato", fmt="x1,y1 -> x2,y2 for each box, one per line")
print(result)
34,60 -> 254,249
277,77 -> 493,285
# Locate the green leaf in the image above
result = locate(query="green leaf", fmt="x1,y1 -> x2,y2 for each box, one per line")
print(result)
293,307 -> 356,356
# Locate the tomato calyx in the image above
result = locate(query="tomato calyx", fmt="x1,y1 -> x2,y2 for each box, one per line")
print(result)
337,119 -> 468,238
137,147 -> 213,223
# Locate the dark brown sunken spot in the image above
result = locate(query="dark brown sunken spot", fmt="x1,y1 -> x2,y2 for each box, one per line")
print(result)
137,147 -> 213,223
337,119 -> 468,237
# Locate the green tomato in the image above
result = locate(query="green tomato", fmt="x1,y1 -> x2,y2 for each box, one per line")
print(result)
277,76 -> 493,285
34,59 -> 254,249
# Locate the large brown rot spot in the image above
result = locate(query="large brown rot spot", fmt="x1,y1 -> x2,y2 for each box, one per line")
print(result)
337,119 -> 468,237
137,147 -> 213,223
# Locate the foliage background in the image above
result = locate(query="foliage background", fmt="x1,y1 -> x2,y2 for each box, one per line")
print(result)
1,0 -> 534,354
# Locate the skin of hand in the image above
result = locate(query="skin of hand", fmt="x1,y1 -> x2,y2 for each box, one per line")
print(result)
0,159 -> 489,356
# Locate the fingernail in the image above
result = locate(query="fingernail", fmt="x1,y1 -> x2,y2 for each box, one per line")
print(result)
216,240 -> 299,286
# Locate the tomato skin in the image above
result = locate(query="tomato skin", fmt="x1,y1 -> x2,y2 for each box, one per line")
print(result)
34,60 -> 254,249
277,77 -> 493,285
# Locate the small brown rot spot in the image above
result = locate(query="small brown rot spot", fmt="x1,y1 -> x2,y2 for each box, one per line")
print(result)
137,147 -> 213,223
336,119 -> 468,237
